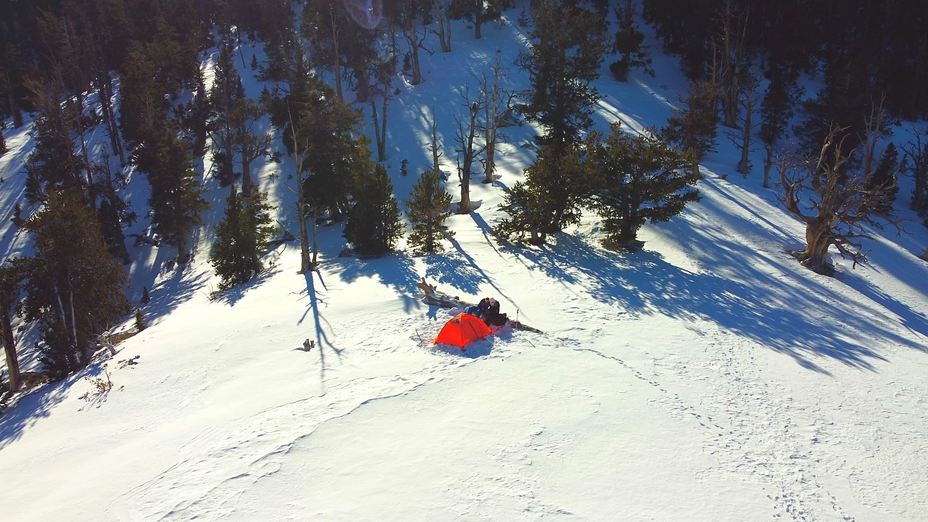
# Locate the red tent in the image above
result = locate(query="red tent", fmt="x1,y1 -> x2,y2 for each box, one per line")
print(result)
434,313 -> 491,349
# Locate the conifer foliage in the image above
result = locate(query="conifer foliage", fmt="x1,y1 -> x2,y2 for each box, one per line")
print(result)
209,188 -> 276,290
498,1 -> 607,244
19,192 -> 128,378
587,126 -> 699,248
135,130 -> 208,262
406,169 -> 453,255
344,165 -> 403,257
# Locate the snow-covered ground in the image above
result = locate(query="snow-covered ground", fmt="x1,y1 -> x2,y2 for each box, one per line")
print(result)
1,8 -> 927,521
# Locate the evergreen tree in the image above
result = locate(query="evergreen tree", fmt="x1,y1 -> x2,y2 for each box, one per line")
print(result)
120,44 -> 166,149
495,144 -> 586,244
760,65 -> 799,187
865,144 -> 900,215
610,0 -> 652,82
406,169 -> 453,255
209,188 -> 276,290
294,80 -> 369,219
0,123 -> 6,157
135,308 -> 147,332
208,35 -> 245,187
24,83 -> 85,204
19,191 -> 128,377
141,286 -> 151,305
501,0 -> 607,244
518,0 -> 608,151
135,130 -> 208,262
344,164 -> 403,257
586,126 -> 699,248
663,80 -> 719,163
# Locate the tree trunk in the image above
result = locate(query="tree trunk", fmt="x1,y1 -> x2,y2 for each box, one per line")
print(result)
474,3 -> 482,39
242,156 -> 253,195
737,102 -> 751,174
0,302 -> 20,392
800,219 -> 833,274
330,7 -> 343,101
288,99 -> 311,274
380,95 -> 388,161
762,146 -> 772,188
405,29 -> 422,85
459,164 -> 470,214
311,207 -> 319,267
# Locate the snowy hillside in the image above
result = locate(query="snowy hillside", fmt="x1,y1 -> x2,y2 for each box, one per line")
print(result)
1,6 -> 927,521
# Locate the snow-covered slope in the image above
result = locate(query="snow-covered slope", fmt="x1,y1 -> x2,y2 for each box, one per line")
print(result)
1,9 -> 927,521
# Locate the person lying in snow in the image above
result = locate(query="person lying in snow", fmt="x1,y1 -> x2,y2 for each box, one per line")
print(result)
466,297 -> 509,327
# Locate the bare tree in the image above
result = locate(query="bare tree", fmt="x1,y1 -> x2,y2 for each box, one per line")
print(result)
428,106 -> 442,175
481,55 -> 510,184
779,124 -> 895,274
402,17 -> 430,85
455,89 -> 483,213
433,1 -> 452,53
287,98 -> 314,273
727,74 -> 758,175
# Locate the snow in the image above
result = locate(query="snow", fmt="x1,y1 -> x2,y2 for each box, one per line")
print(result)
2,7 -> 928,521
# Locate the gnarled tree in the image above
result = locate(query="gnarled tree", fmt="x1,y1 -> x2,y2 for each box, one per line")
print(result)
779,125 -> 894,275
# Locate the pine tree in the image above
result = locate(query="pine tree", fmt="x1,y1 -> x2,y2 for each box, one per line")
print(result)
209,188 -> 276,290
663,80 -> 719,164
866,144 -> 900,215
140,286 -> 151,305
501,1 -> 607,244
19,191 -> 128,377
610,0 -> 651,82
294,81 -> 369,219
587,126 -> 699,248
495,144 -> 586,244
135,308 -> 147,332
135,130 -> 208,263
760,65 -> 799,187
0,123 -> 6,157
208,35 -> 245,186
24,83 -> 85,204
518,1 -> 608,151
120,44 -> 166,149
406,169 -> 453,255
344,164 -> 403,257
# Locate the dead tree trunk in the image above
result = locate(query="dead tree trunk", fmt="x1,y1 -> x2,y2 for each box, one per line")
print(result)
287,98 -> 311,273
370,95 -> 388,162
474,2 -> 482,39
456,93 -> 482,213
481,58 -> 504,184
403,26 -> 426,85
762,144 -> 773,188
435,3 -> 452,53
429,107 -> 442,175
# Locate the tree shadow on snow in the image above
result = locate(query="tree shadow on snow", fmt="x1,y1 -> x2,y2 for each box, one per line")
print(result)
299,270 -> 344,387
506,230 -> 924,374
328,252 -> 422,313
0,375 -> 69,449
